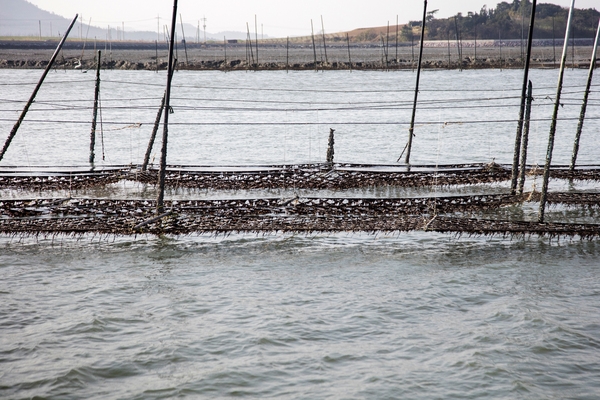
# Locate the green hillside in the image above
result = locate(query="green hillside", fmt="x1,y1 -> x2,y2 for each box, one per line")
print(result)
408,0 -> 599,40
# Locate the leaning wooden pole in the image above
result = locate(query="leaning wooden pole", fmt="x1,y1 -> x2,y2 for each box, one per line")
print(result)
142,92 -> 166,171
143,57 -> 176,171
401,0 -> 427,164
539,0 -> 575,223
156,0 -> 178,215
0,14 -> 78,162
518,80 -> 534,195
569,18 -> 600,173
511,0 -> 537,194
321,15 -> 328,65
89,50 -> 102,164
179,13 -> 189,65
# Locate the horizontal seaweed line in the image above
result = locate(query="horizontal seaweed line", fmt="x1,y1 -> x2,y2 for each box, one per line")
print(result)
1,88 -> 590,105
1,117 -> 599,126
2,79 -> 597,93
100,80 -> 599,93
2,101 -> 592,114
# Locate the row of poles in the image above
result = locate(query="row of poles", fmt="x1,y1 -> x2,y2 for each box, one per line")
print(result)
403,0 -> 600,223
1,1 -> 599,221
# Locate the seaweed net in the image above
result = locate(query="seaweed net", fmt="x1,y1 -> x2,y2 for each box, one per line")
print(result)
1,193 -> 599,237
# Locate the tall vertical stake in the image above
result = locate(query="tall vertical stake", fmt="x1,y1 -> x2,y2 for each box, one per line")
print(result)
511,0 -> 537,194
180,13 -> 189,65
247,23 -> 255,66
572,25 -> 575,69
411,27 -> 415,71
499,30 -> 503,70
552,16 -> 556,68
401,0 -> 427,164
286,36 -> 289,72
447,30 -> 451,68
311,20 -> 318,71
570,18 -> 600,173
156,0 -> 178,215
386,21 -> 390,70
0,14 -> 78,162
255,15 -> 259,68
454,16 -> 462,71
474,27 -> 477,61
321,16 -> 328,65
539,0 -> 576,223
395,15 -> 399,63
90,50 -> 102,165
518,80 -> 534,195
347,33 -> 352,72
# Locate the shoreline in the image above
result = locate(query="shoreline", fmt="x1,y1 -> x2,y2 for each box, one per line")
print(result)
0,41 -> 596,71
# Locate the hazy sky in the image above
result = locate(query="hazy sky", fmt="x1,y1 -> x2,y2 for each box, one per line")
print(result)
27,0 -> 599,38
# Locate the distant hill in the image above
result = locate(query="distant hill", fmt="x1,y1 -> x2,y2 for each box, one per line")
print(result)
0,0 -> 251,41
409,1 -> 599,41
0,0 -> 74,37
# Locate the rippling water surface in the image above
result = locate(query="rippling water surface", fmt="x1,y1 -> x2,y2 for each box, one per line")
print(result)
1,234 -> 600,399
0,67 -> 599,166
1,68 -> 600,398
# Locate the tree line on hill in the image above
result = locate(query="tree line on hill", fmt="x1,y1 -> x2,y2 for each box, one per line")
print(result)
403,0 -> 599,41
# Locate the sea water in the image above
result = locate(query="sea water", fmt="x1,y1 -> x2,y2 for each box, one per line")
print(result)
1,68 -> 599,399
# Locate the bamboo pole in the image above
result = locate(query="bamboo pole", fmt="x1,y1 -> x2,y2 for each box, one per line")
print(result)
255,15 -> 259,67
224,36 -> 227,69
246,23 -> 255,67
511,0 -> 537,194
386,21 -> 390,70
311,20 -> 318,71
447,30 -> 451,68
347,33 -> 352,72
539,0 -> 575,223
144,57 -> 176,171
89,50 -> 102,165
0,14 -> 78,162
156,0 -> 178,215
395,15 -> 399,63
142,92 -> 166,171
570,18 -> 600,173
180,13 -> 189,65
321,16 -> 328,65
499,30 -> 503,70
401,0 -> 427,164
454,16 -> 462,71
518,80 -> 533,195
286,36 -> 289,73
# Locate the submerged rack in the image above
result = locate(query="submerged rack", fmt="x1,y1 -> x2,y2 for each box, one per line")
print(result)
2,163 -> 600,191
1,192 -> 599,237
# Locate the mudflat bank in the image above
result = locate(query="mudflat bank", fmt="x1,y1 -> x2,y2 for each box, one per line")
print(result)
0,39 -> 596,71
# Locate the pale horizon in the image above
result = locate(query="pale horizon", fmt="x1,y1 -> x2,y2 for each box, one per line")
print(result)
25,0 -> 599,38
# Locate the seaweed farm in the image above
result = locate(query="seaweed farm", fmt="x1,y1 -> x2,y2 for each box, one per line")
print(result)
0,63 -> 599,237
2,4 -> 600,399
